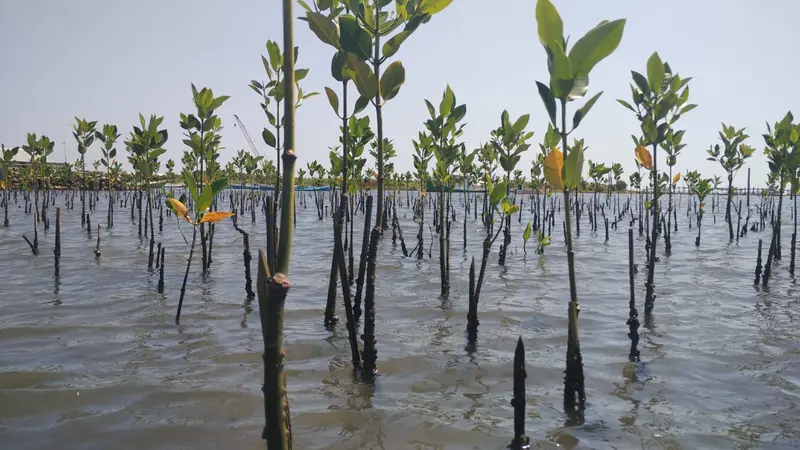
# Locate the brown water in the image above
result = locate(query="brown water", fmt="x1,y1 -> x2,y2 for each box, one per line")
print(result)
1,191 -> 798,449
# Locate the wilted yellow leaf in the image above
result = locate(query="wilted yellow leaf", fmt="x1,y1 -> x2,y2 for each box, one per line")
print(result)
0,181 -> 5,190
635,145 -> 652,170
672,173 -> 681,183
169,198 -> 192,223
700,203 -> 705,209
199,211 -> 236,224
543,148 -> 564,191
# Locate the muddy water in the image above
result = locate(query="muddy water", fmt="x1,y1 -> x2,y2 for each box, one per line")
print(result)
0,191 -> 798,449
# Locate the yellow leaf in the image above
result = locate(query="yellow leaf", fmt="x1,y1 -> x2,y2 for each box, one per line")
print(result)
169,198 -> 192,223
0,181 -> 5,190
199,211 -> 236,224
672,173 -> 681,184
543,148 -> 564,191
635,145 -> 652,170
700,203 -> 705,209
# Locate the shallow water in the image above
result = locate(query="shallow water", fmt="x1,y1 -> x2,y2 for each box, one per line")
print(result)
0,191 -> 798,449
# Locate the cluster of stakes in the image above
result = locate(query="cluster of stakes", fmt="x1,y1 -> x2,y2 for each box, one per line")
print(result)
3,1 -> 800,448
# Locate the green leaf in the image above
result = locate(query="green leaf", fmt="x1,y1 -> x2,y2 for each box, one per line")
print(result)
617,99 -> 635,113
547,41 -> 572,100
324,87 -> 339,114
490,182 -> 507,207
440,85 -> 455,117
262,128 -> 277,148
450,104 -> 467,123
353,95 -> 369,115
646,52 -> 665,95
523,221 -> 533,242
536,81 -> 557,126
631,71 -> 649,96
680,104 -> 698,115
196,186 -> 214,214
535,0 -> 563,48
567,19 -> 626,78
380,61 -> 405,101
512,114 -> 530,134
211,177 -> 227,195
420,0 -> 454,14
182,168 -> 198,201
382,31 -> 410,58
572,91 -> 602,129
348,54 -> 377,99
331,51 -> 349,82
339,16 -> 372,61
564,145 -> 584,189
641,116 -> 658,143
307,11 -> 340,49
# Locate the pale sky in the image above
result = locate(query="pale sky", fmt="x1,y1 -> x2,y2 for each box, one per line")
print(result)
1,0 -> 797,187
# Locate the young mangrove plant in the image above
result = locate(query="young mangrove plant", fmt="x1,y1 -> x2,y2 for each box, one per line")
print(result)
686,173 -> 713,246
491,110 -> 532,265
706,123 -> 753,242
250,39 -> 315,270
341,0 -> 454,232
179,85 -> 230,274
423,85 -> 467,297
535,0 -> 625,415
73,118 -> 97,227
662,129 -> 686,247
619,52 -> 695,319
127,115 -> 168,270
2,145 -> 19,227
762,112 -> 799,279
466,175 -> 519,344
257,0 -> 298,444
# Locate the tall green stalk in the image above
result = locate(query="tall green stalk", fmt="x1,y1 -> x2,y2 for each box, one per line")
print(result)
535,0 -> 625,415
257,0 -> 297,447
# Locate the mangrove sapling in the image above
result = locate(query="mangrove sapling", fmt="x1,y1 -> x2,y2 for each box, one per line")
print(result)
127,114 -> 169,271
762,113 -> 799,271
706,124 -> 753,242
250,39 -> 316,270
620,52 -> 695,319
466,176 -> 519,341
587,160 -> 611,231
662,129 -> 686,248
342,0 -> 454,233
412,134 -> 433,259
168,179 -> 234,323
423,85 -> 468,297
536,0 -> 625,414
255,3 -> 300,442
2,145 -> 20,227
179,85 -> 230,274
492,110 -> 533,265
689,177 -> 712,246
73,118 -> 97,227
96,125 -> 121,229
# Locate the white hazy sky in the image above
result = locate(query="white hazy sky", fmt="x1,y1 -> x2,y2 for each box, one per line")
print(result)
1,0 -> 798,186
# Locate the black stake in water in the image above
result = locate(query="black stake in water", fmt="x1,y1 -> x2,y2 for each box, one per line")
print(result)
157,246 -> 165,294
627,229 -> 640,361
509,336 -> 529,449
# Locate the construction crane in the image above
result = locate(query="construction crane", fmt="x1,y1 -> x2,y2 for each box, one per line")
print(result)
233,114 -> 264,158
